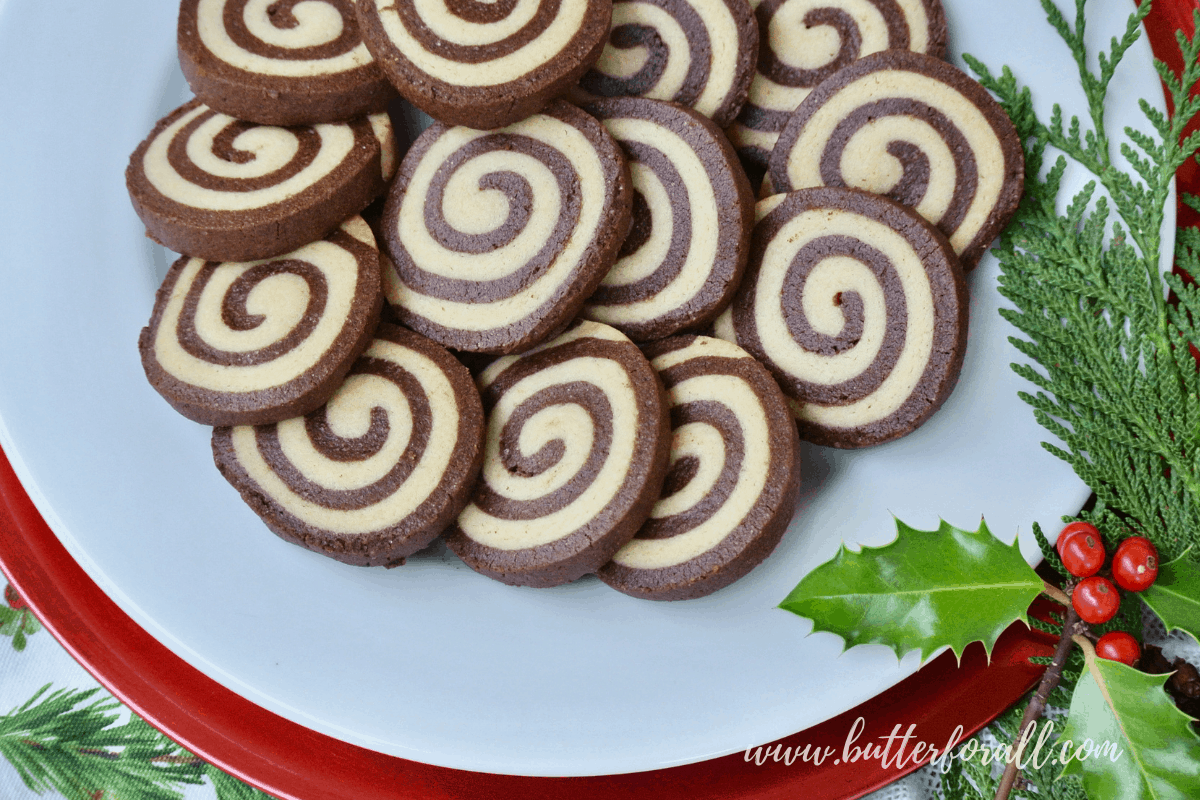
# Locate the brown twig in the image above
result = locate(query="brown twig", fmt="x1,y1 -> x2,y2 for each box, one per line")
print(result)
993,604 -> 1083,800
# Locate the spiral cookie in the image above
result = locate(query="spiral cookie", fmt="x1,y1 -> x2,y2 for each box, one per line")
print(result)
598,335 -> 799,600
356,0 -> 611,130
126,99 -> 397,263
767,51 -> 1025,269
445,320 -> 672,587
728,188 -> 967,448
177,0 -> 396,126
139,216 -> 384,426
581,98 -> 754,341
381,101 -> 632,354
572,0 -> 758,128
212,324 -> 485,567
727,0 -> 946,173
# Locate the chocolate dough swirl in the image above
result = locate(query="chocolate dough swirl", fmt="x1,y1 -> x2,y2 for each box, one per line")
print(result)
582,97 -> 754,342
356,0 -> 613,128
139,216 -> 384,426
445,320 -> 672,587
727,0 -> 946,172
599,335 -> 800,599
381,101 -> 632,354
574,0 -> 758,127
212,324 -> 485,567
768,51 -> 1024,269
126,99 -> 396,262
725,187 -> 968,448
177,0 -> 395,125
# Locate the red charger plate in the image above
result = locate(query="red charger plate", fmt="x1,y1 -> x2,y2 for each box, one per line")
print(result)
1,2 -> 1195,797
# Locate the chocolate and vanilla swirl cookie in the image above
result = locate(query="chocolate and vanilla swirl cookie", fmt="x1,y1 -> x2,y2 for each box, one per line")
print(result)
598,335 -> 799,600
726,187 -> 967,448
767,50 -> 1024,269
572,0 -> 758,128
381,101 -> 632,354
140,216 -> 384,426
178,0 -> 396,126
212,324 -> 485,567
356,0 -> 611,129
581,98 -> 754,342
126,99 -> 396,263
445,320 -> 672,587
728,0 -> 946,173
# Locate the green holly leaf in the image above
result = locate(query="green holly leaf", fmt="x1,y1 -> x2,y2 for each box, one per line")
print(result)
10,629 -> 25,652
1059,659 -> 1200,800
779,518 -> 1043,662
1143,554 -> 1200,644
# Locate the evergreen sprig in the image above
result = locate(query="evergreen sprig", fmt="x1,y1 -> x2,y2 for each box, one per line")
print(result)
0,685 -> 269,800
961,0 -> 1200,566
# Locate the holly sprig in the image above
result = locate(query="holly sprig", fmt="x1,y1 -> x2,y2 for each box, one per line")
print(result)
782,2 -> 1200,798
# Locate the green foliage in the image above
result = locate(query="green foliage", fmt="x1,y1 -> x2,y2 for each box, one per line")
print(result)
963,0 -> 1200,567
1143,552 -> 1200,642
0,685 -> 272,800
0,686 -> 203,800
0,598 -> 42,652
779,518 -> 1042,662
1059,659 -> 1200,799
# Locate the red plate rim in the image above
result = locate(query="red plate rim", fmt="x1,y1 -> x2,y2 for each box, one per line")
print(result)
1,3 -> 1194,798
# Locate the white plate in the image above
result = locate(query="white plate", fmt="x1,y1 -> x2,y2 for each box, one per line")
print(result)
0,0 -> 1171,777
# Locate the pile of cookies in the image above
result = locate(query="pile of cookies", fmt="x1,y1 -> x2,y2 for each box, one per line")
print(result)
127,0 -> 1021,600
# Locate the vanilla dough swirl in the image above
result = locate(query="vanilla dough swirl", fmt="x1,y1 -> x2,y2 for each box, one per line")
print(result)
445,320 -> 671,587
126,100 -> 396,262
727,0 -> 945,171
582,97 -> 753,341
767,51 -> 1024,269
212,324 -> 485,567
598,335 -> 799,600
727,188 -> 967,448
574,0 -> 758,128
139,216 -> 383,426
178,0 -> 395,125
356,0 -> 612,128
381,101 -> 632,354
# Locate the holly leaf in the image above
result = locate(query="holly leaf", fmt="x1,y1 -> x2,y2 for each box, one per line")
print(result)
10,629 -> 25,652
1143,554 -> 1200,644
1059,659 -> 1200,800
779,518 -> 1043,662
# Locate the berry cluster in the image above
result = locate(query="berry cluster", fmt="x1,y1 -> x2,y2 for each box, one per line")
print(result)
1055,522 -> 1159,666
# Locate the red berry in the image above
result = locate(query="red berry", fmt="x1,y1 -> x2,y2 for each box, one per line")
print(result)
1112,536 -> 1159,592
1056,521 -> 1099,558
1058,525 -> 1106,578
1072,576 -> 1120,624
1095,631 -> 1141,666
3,584 -> 24,610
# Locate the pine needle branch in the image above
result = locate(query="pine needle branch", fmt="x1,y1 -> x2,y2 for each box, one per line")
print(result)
967,1 -> 1200,564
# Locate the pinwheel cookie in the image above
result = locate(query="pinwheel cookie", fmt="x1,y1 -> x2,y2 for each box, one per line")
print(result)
380,100 -> 632,354
728,0 -> 947,172
573,0 -> 759,128
599,335 -> 800,600
356,0 -> 612,129
767,50 -> 1024,269
582,98 -> 754,342
212,324 -> 485,567
723,187 -> 968,448
139,216 -> 383,426
126,100 -> 396,262
445,320 -> 672,587
177,0 -> 396,126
